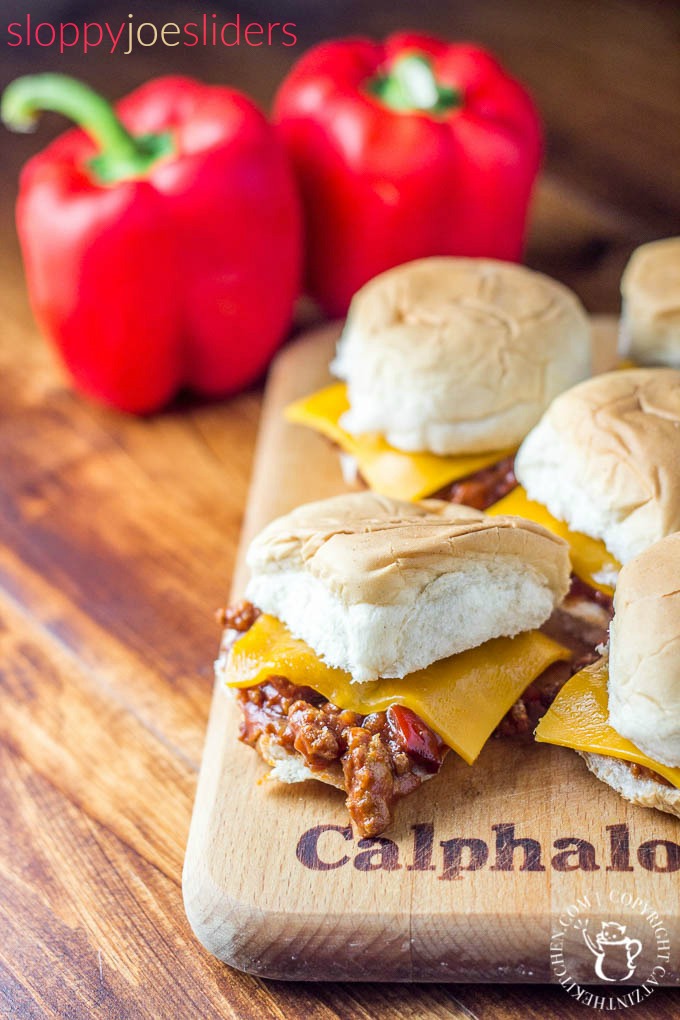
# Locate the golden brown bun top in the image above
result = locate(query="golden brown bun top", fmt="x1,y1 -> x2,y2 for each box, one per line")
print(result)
542,367 -> 680,546
332,257 -> 591,455
621,237 -> 680,313
247,492 -> 571,606
615,531 -> 680,607
609,531 -> 680,766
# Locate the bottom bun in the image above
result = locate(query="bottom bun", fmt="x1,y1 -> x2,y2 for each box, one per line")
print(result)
256,733 -> 345,791
580,751 -> 680,819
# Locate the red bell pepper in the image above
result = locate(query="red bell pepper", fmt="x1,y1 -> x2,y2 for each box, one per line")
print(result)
2,74 -> 302,413
274,33 -> 542,317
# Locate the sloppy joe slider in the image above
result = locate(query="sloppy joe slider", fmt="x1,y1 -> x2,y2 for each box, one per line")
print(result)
217,492 -> 574,836
286,257 -> 591,508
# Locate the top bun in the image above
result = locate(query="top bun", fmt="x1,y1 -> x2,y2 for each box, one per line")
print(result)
246,492 -> 570,681
608,532 -> 680,767
331,257 -> 591,456
515,368 -> 680,564
621,238 -> 680,368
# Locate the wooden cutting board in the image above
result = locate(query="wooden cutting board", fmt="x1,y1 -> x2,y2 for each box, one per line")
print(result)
183,318 -> 680,985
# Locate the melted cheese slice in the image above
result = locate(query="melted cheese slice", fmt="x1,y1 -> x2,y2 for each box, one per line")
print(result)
488,487 -> 620,597
284,383 -> 514,502
224,614 -> 570,765
535,658 -> 680,788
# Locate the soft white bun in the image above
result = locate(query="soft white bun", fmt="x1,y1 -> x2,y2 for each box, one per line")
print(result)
246,492 -> 570,682
608,533 -> 680,767
331,257 -> 591,455
620,238 -> 680,368
515,368 -> 680,563
580,752 -> 680,819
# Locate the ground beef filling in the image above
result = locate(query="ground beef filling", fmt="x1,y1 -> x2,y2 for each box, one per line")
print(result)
627,761 -> 673,789
567,575 -> 614,615
431,455 -> 517,510
217,600 -> 261,632
237,676 -> 447,837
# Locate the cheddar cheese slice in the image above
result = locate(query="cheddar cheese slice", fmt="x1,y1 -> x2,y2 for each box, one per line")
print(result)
488,487 -> 620,597
224,614 -> 570,766
535,658 -> 680,788
284,383 -> 514,502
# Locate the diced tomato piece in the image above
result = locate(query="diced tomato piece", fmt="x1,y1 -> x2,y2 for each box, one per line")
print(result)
387,705 -> 445,773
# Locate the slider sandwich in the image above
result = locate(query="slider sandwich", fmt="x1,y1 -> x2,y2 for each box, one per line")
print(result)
536,533 -> 680,817
505,367 -> 680,600
286,257 -> 591,509
620,237 -> 680,369
217,493 -> 574,837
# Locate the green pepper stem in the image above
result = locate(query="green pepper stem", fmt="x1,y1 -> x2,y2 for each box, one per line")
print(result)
1,73 -> 173,183
369,54 -> 461,116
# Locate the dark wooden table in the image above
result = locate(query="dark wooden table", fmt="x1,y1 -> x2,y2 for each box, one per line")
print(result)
1,2 -> 679,1017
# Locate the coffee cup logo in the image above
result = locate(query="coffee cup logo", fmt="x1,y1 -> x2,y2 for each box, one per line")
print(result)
581,921 -> 642,982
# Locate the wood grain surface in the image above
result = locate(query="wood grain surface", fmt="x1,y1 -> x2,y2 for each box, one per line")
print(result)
1,0 -> 679,1016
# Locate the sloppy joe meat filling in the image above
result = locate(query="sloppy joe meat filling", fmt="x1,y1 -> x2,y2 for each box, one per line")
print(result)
431,454 -> 517,509
238,674 -> 446,837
